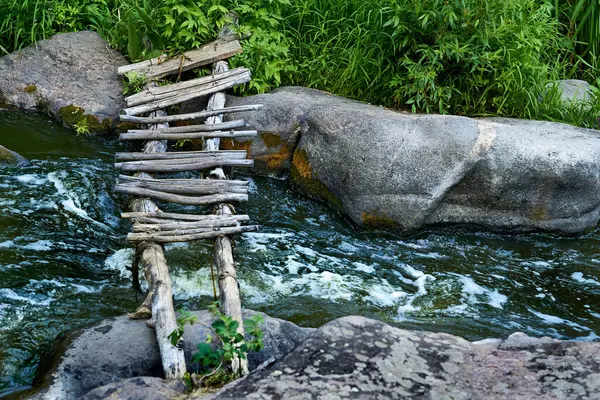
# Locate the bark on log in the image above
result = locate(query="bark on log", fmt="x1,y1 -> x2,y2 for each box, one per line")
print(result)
132,218 -> 245,231
120,130 -> 258,141
126,90 -> 186,380
119,105 -> 263,124
118,38 -> 242,80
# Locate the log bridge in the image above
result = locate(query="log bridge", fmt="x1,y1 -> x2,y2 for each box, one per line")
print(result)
115,35 -> 262,379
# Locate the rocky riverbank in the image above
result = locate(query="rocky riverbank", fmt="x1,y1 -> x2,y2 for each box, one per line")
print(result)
22,312 -> 600,400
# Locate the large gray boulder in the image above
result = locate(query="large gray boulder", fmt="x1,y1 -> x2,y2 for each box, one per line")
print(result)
0,144 -> 30,167
28,310 -> 311,400
206,316 -> 600,400
0,31 -> 126,134
222,87 -> 600,233
546,79 -> 594,106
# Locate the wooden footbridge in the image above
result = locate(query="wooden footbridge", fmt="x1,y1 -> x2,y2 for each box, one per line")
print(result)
115,33 -> 262,379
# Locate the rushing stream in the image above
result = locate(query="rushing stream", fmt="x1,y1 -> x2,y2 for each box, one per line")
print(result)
1,109 -> 600,396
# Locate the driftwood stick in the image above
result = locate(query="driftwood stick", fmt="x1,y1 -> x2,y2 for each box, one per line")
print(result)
119,105 -> 263,124
118,175 -> 249,186
127,225 -> 259,242
116,159 -> 253,173
120,130 -> 258,141
116,185 -> 248,205
130,216 -> 249,225
123,73 -> 251,115
116,154 -> 247,167
133,218 -> 245,231
125,120 -> 246,135
119,182 -> 248,195
118,38 -> 242,79
122,211 -> 249,221
116,150 -> 247,161
126,68 -> 250,106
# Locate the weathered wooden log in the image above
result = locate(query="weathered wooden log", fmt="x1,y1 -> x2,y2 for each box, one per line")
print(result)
118,181 -> 248,195
125,120 -> 246,135
119,175 -> 248,185
126,68 -> 250,107
122,211 -> 249,221
115,159 -> 254,173
117,38 -> 242,79
126,98 -> 186,379
123,72 -> 251,116
116,154 -> 247,167
116,150 -> 247,161
130,215 -> 249,225
120,129 -> 258,141
132,218 -> 246,232
119,105 -> 263,124
116,185 -> 248,205
127,225 -> 259,242
203,46 -> 250,375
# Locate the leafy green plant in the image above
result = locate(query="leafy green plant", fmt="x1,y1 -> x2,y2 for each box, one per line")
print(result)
170,303 -> 264,388
74,118 -> 91,135
122,71 -> 147,95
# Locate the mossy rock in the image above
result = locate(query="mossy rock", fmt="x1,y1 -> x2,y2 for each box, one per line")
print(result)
0,145 -> 30,167
58,105 -> 111,134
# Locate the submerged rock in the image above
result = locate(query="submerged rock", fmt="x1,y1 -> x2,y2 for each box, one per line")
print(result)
28,310 -> 311,400
222,87 -> 600,234
205,316 -> 600,400
0,31 -> 126,134
0,144 -> 30,167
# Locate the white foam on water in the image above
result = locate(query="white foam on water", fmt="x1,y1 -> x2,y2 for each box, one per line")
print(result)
0,240 -> 15,248
242,231 -> 295,253
528,308 -> 589,331
458,276 -> 507,309
0,288 -> 52,306
401,264 -> 425,279
104,248 -> 134,280
395,274 -> 436,318
16,174 -> 47,185
286,257 -> 307,275
171,269 -> 214,300
571,272 -> 600,286
364,282 -> 406,307
353,261 -> 375,274
338,241 -> 359,253
21,240 -> 53,251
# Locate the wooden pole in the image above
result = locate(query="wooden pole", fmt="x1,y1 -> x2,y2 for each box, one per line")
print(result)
204,54 -> 250,375
127,85 -> 186,380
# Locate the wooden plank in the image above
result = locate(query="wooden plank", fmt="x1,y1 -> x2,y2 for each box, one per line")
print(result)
115,150 -> 247,161
118,180 -> 249,195
121,211 -> 249,221
122,71 -> 251,116
117,39 -> 243,80
132,217 -> 248,231
124,120 -> 246,135
115,158 -> 253,173
126,68 -> 249,107
119,105 -> 263,124
119,130 -> 258,141
115,185 -> 248,205
127,225 -> 260,242
118,175 -> 248,186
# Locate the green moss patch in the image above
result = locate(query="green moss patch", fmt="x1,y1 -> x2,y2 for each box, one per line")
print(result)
58,105 -> 111,134
23,85 -> 37,93
361,210 -> 399,230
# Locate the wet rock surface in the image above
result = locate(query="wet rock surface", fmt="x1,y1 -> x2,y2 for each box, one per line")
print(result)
0,31 -> 126,133
29,310 -> 311,400
206,316 -> 600,400
78,377 -> 186,400
0,145 -> 30,167
224,86 -> 600,234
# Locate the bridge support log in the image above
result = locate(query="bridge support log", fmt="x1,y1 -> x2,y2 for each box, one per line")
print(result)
127,101 -> 187,380
205,57 -> 250,377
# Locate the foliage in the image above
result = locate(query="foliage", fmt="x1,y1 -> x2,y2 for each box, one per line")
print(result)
74,118 -> 91,136
0,0 -> 599,128
170,303 -> 264,388
122,71 -> 147,96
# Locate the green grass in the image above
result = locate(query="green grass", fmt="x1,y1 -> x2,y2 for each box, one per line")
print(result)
0,0 -> 598,129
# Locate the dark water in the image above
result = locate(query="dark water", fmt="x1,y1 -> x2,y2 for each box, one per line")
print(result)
1,109 -> 599,396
